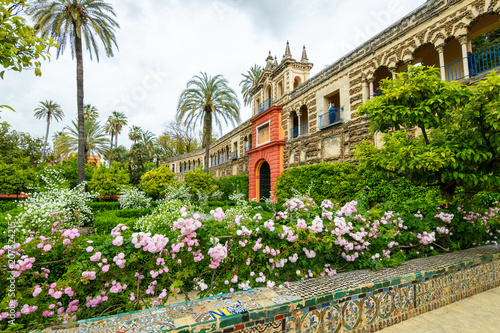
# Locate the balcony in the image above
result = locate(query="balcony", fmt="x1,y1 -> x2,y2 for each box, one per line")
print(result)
245,144 -> 252,152
443,43 -> 500,81
290,122 -> 309,139
318,107 -> 343,130
231,151 -> 238,160
258,98 -> 272,114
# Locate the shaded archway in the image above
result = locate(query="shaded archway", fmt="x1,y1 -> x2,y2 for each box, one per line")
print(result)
373,66 -> 392,95
293,76 -> 302,89
412,44 -> 440,69
259,161 -> 271,201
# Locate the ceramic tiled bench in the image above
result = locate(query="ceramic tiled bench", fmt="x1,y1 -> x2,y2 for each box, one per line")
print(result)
37,246 -> 500,333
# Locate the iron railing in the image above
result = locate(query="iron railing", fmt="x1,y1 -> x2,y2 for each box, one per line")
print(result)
443,43 -> 500,81
231,151 -> 238,160
318,107 -> 343,130
444,58 -> 465,81
469,44 -> 500,76
258,98 -> 272,114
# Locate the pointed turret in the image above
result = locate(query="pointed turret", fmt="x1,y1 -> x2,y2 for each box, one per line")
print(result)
301,45 -> 308,63
284,41 -> 292,60
265,51 -> 274,70
273,56 -> 278,69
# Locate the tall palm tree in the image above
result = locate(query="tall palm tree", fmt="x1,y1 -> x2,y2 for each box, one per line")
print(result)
83,104 -> 99,121
29,0 -> 119,184
105,110 -> 127,148
33,100 -> 64,162
128,125 -> 143,144
55,119 -> 110,162
177,72 -> 240,173
240,65 -> 263,107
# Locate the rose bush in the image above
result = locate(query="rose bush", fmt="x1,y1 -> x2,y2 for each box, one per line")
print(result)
1,196 -> 499,331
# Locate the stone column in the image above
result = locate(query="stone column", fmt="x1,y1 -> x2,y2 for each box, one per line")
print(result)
404,59 -> 413,70
362,80 -> 369,102
389,66 -> 397,79
436,45 -> 446,81
368,79 -> 374,98
297,111 -> 302,136
459,36 -> 470,78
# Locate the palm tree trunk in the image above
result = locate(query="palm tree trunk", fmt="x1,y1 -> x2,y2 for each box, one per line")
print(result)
115,134 -> 118,148
42,118 -> 50,162
75,31 -> 85,184
204,111 -> 211,174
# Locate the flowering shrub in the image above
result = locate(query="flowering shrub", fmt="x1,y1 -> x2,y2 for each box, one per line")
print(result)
164,183 -> 192,202
1,196 -> 499,331
134,199 -> 191,234
9,181 -> 95,236
118,187 -> 152,210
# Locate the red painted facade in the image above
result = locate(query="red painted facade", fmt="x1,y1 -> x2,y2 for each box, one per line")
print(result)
247,106 -> 285,202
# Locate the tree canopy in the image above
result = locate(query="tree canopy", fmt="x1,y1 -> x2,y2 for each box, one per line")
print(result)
356,66 -> 500,199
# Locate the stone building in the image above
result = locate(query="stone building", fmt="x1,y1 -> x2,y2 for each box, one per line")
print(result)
167,0 -> 500,201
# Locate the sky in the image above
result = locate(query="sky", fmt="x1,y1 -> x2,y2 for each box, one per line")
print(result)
1,0 -> 426,149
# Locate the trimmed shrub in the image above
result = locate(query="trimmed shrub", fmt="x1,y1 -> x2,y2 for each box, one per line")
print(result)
274,162 -> 361,204
140,166 -> 177,199
183,168 -> 218,196
88,201 -> 121,213
88,163 -> 130,196
217,175 -> 249,200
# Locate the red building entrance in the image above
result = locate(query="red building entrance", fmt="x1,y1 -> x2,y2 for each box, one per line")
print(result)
247,106 -> 285,202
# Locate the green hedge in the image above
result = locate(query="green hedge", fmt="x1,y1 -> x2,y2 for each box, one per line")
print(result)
274,162 -> 361,204
216,175 -> 249,200
88,202 -> 121,213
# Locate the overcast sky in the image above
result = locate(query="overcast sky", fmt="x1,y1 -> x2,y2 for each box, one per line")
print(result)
1,0 -> 426,149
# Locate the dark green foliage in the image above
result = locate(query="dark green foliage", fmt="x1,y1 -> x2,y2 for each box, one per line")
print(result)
88,162 -> 130,196
140,166 -> 177,199
0,157 -> 38,195
216,175 -> 249,200
206,200 -> 236,207
274,162 -> 361,203
472,26 -> 500,53
115,208 -> 153,218
358,169 -> 441,208
183,168 -> 217,196
0,201 -> 18,213
0,123 -> 44,165
88,201 -> 121,212
92,210 -> 141,235
52,155 -> 95,189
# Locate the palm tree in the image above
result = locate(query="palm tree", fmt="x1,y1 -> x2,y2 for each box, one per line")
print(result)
240,65 -> 263,107
105,111 -> 127,148
128,125 -> 143,144
29,0 -> 119,184
177,72 -> 240,173
83,104 -> 99,121
55,119 -> 110,162
33,100 -> 64,162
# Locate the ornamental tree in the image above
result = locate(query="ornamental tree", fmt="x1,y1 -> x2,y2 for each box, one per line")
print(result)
88,162 -> 130,196
356,66 -> 500,200
140,166 -> 177,199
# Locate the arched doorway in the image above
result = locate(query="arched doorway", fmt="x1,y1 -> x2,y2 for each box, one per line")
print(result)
259,162 -> 271,201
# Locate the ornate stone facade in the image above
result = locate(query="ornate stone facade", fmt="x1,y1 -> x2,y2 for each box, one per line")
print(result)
167,0 -> 500,201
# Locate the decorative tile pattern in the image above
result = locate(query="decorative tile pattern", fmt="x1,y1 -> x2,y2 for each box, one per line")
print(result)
39,246 -> 500,333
